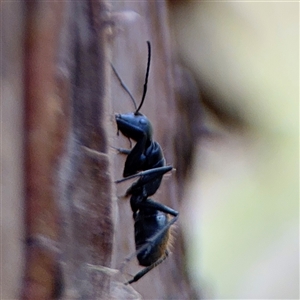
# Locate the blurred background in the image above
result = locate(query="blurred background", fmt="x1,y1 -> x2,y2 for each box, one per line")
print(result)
168,1 -> 299,299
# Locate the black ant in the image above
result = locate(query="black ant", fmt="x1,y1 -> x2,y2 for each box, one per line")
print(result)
112,41 -> 179,284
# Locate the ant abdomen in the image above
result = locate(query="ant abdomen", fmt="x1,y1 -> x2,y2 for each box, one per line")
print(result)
134,209 -> 170,267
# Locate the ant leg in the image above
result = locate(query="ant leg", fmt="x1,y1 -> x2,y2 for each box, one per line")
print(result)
115,166 -> 173,183
116,148 -> 131,155
125,252 -> 168,285
138,198 -> 178,217
128,137 -> 132,148
124,166 -> 174,199
110,145 -> 131,155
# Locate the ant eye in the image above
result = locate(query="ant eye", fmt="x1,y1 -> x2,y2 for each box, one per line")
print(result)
139,118 -> 147,125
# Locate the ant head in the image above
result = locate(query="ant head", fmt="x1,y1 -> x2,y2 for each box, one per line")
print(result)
115,112 -> 153,141
115,112 -> 153,142
113,41 -> 152,141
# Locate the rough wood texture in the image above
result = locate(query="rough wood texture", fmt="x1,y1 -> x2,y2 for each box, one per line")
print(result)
22,1 -> 115,298
57,2 -> 114,299
22,2 -> 67,299
1,2 -> 25,299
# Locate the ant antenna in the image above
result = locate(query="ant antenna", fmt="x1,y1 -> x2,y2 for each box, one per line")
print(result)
135,41 -> 151,114
111,63 -> 138,111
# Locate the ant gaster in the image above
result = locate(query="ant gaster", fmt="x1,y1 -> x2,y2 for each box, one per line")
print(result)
113,41 -> 179,284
